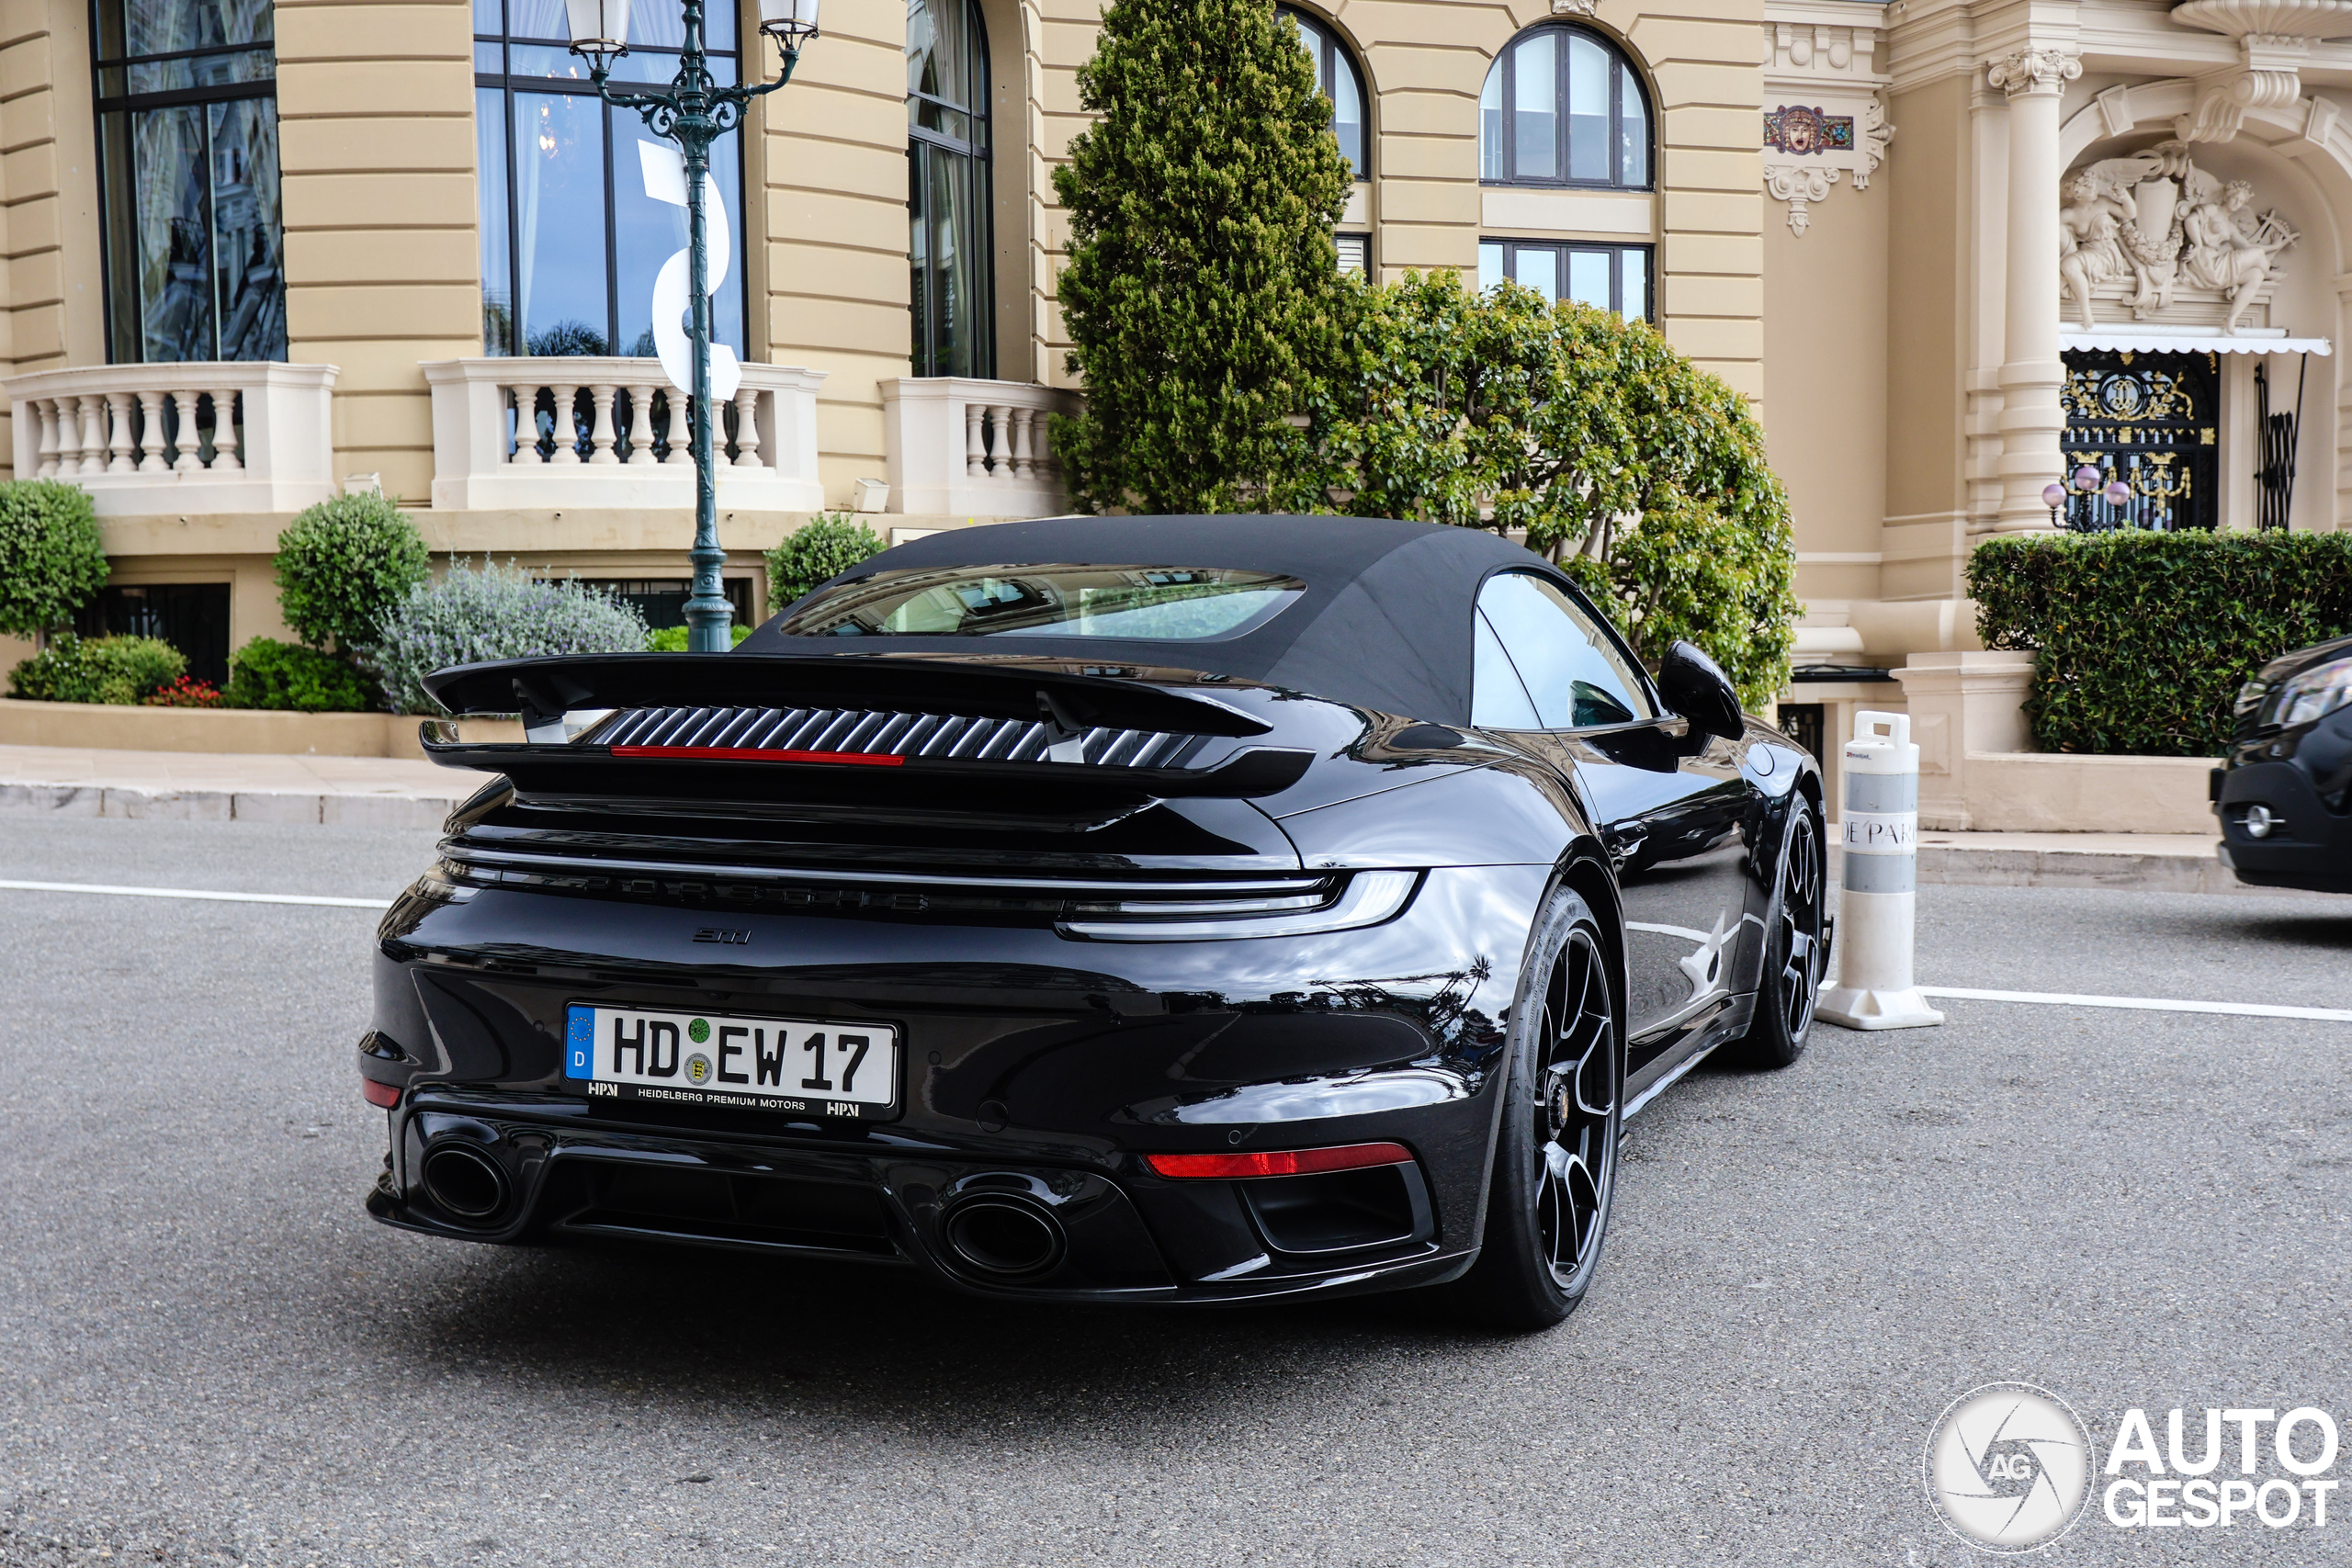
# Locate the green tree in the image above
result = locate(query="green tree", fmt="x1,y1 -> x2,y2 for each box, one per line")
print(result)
765,515 -> 886,611
1306,273 -> 1798,707
1050,0 -> 1353,513
274,491 -> 431,655
0,479 -> 108,637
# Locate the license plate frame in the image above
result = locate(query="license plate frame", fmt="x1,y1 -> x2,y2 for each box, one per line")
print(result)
563,1003 -> 901,1121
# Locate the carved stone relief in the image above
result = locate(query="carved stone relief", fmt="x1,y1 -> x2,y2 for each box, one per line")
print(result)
1761,12 -> 1892,236
2059,141 -> 2300,331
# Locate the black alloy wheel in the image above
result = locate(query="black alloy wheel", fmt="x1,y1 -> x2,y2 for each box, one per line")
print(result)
1532,924 -> 1618,1289
1729,801 -> 1826,1068
1448,888 -> 1621,1330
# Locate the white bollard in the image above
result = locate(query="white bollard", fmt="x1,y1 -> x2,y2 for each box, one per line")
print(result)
1815,710 -> 1945,1031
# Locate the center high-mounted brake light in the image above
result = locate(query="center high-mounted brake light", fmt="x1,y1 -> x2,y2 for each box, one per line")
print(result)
1143,1142 -> 1414,1180
607,745 -> 905,766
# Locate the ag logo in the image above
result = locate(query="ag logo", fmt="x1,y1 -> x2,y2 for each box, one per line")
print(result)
684,1053 -> 713,1086
1923,1382 -> 2092,1553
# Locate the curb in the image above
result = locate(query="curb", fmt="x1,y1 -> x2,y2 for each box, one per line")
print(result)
0,781 -> 459,829
1917,843 -> 2242,895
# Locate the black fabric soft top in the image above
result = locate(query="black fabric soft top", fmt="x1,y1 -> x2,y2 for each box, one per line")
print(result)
732,514 -> 1556,725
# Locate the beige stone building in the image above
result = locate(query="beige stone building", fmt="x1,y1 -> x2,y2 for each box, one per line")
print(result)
0,0 -> 2337,806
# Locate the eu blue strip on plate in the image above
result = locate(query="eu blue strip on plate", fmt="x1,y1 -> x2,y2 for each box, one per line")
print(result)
565,1004 -> 595,1078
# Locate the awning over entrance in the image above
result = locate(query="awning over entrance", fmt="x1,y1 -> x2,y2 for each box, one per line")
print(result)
2059,329 -> 2333,355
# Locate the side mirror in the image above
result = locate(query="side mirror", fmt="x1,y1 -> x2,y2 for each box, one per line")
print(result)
1659,640 -> 1744,742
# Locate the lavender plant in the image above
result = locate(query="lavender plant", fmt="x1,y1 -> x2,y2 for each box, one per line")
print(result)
367,560 -> 650,715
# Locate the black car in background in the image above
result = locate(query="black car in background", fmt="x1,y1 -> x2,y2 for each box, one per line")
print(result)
358,516 -> 1826,1328
2218,632 -> 2352,895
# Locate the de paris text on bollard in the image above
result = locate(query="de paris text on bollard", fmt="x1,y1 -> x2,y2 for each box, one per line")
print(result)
1815,710 -> 1945,1031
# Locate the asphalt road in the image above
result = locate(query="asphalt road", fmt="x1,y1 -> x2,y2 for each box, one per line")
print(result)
2,815 -> 2347,1566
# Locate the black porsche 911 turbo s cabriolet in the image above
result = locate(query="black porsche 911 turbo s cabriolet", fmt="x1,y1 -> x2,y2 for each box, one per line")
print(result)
359,515 -> 1826,1328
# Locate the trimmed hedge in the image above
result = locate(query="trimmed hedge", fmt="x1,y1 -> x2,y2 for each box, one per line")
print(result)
765,515 -> 885,611
225,638 -> 376,713
274,492 -> 430,654
647,624 -> 752,651
6,633 -> 185,705
1968,531 -> 2352,756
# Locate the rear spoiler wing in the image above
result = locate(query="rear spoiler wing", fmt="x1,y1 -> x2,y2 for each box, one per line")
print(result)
421,652 -> 1273,738
414,653 -> 1312,801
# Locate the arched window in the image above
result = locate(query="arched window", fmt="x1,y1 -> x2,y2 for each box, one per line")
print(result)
909,0 -> 993,379
1281,8 -> 1370,271
1281,7 -> 1366,179
1479,25 -> 1650,188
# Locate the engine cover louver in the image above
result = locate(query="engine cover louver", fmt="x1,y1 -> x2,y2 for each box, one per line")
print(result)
584,705 -> 1201,770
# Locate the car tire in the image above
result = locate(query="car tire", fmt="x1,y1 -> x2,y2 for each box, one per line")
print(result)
1444,886 -> 1622,1332
1725,797 -> 1826,1070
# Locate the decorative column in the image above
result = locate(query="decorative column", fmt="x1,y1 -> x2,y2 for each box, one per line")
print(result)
1986,46 -> 2081,535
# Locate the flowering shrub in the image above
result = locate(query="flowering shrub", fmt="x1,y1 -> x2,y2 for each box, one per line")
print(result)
141,675 -> 229,708
6,633 -> 186,705
366,561 -> 650,714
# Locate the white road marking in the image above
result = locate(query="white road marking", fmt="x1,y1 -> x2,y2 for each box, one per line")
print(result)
1626,919 -> 1711,944
1914,985 -> 2352,1023
0,878 -> 392,910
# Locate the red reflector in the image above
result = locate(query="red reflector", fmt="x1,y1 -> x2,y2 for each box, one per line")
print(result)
1144,1142 -> 1414,1180
608,746 -> 905,766
360,1078 -> 401,1109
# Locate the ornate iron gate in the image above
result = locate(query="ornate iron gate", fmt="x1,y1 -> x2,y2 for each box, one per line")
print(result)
2058,350 -> 2219,531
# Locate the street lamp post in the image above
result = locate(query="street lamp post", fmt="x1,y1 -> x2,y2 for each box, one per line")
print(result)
2041,464 -> 2133,530
566,0 -> 820,653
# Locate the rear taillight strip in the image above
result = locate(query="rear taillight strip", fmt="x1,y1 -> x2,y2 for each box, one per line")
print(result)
607,745 -> 906,766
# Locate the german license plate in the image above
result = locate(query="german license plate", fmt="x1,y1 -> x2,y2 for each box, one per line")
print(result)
563,1004 -> 899,1120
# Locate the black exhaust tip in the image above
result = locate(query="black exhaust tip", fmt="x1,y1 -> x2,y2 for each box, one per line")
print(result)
941,1196 -> 1065,1278
419,1142 -> 510,1223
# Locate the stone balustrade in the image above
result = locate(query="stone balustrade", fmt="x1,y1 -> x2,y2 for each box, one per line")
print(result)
423,357 -> 825,512
880,378 -> 1080,518
1,362 -> 339,514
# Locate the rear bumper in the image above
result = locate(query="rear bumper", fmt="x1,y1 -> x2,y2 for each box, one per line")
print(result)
367,1091 -> 1474,1304
360,864 -> 1550,1303
2215,759 -> 2352,894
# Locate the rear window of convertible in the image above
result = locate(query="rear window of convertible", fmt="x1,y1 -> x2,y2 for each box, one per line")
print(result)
777,565 -> 1305,640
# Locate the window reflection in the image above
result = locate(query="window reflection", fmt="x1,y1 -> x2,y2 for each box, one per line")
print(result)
909,0 -> 993,378
474,0 -> 746,357
96,0 -> 285,363
1479,240 -> 1652,321
1280,8 -> 1368,179
1479,24 -> 1651,189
